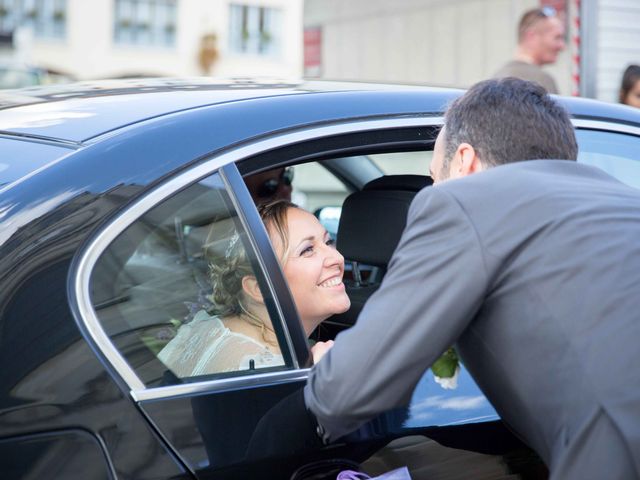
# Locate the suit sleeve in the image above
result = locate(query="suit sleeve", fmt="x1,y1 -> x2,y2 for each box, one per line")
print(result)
304,186 -> 490,442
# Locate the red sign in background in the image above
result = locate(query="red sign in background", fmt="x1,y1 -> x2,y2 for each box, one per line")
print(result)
304,27 -> 322,77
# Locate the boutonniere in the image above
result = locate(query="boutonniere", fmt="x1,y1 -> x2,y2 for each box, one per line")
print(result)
431,347 -> 460,389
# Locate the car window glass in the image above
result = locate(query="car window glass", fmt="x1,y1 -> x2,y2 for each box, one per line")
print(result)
577,129 -> 640,189
89,172 -> 291,387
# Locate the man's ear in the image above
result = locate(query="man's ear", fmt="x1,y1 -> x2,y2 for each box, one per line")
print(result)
242,276 -> 264,304
454,143 -> 484,177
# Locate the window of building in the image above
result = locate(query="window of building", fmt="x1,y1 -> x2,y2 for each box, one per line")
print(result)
0,0 -> 66,39
228,3 -> 281,57
114,0 -> 176,47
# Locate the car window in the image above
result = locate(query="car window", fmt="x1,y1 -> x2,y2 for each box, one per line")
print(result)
293,152 -> 431,240
290,151 -> 433,214
290,162 -> 350,212
577,129 -> 640,189
89,172 -> 292,387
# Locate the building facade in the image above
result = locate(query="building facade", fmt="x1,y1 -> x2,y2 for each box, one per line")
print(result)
304,0 -> 572,93
304,0 -> 640,101
0,0 -> 303,80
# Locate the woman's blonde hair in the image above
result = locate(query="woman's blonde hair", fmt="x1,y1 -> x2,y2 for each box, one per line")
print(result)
209,200 -> 298,318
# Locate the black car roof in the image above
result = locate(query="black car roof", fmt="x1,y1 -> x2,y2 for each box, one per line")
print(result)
1,77 -> 639,144
1,77 -> 639,194
558,94 -> 640,126
0,78 -> 306,143
0,78 -> 462,143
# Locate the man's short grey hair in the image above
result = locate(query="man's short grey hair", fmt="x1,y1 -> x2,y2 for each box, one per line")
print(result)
518,7 -> 558,43
442,78 -> 578,172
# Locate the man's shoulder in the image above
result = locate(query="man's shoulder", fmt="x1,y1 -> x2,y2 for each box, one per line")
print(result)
419,161 -> 640,239
493,60 -> 558,93
436,160 -> 624,201
494,60 -> 540,77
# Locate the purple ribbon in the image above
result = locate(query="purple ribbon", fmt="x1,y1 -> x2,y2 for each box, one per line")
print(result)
336,471 -> 370,480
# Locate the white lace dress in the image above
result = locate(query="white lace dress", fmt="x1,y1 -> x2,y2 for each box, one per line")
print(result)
158,310 -> 284,377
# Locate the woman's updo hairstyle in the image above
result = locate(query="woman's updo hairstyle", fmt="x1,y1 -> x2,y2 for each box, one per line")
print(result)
209,200 -> 298,317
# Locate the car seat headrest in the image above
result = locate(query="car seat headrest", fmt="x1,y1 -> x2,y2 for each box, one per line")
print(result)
337,175 -> 431,267
363,174 -> 432,192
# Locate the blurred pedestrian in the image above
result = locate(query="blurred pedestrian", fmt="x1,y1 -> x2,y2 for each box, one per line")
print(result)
619,64 -> 640,108
493,7 -> 565,93
198,33 -> 219,75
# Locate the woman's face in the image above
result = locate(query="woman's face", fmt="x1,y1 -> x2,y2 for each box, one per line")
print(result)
624,79 -> 640,108
271,207 -> 350,335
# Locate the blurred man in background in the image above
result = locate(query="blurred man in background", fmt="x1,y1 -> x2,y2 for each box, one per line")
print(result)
493,7 -> 565,93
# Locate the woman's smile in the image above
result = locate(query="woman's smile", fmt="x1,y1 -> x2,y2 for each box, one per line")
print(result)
318,275 -> 344,288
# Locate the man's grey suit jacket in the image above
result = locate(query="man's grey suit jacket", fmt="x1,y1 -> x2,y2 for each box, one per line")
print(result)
305,160 -> 640,479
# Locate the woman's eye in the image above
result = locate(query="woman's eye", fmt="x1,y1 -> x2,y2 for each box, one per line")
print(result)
300,245 -> 314,256
326,238 -> 335,247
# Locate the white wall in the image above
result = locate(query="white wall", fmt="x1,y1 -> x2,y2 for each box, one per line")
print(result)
25,0 -> 303,80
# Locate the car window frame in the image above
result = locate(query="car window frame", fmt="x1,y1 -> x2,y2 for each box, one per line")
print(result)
71,163 -> 305,396
573,118 -> 640,136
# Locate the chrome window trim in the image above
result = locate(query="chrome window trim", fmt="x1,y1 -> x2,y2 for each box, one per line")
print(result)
74,116 -> 444,397
573,119 -> 640,136
132,369 -> 311,402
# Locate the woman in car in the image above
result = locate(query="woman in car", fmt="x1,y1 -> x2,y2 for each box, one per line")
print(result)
158,200 -> 350,377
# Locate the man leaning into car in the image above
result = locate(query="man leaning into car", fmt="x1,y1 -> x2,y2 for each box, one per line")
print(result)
304,78 -> 640,480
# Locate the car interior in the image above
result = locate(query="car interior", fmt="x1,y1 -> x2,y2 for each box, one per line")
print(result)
320,173 -> 432,337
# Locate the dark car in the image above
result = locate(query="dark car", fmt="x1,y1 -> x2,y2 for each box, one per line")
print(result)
1,78 -> 639,480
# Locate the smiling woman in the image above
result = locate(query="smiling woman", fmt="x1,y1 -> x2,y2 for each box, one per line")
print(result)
155,200 -> 291,377
88,171 -> 298,385
157,224 -> 286,376
272,204 -> 351,336
154,199 -> 350,378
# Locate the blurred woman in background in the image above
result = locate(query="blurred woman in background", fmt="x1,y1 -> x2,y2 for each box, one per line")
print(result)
619,65 -> 640,108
